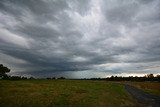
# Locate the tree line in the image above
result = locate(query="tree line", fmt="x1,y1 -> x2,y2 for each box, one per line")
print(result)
89,74 -> 160,82
0,64 -> 159,81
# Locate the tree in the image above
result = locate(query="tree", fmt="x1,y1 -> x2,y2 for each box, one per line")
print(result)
58,77 -> 65,79
147,73 -> 154,78
156,74 -> 160,78
0,64 -> 10,78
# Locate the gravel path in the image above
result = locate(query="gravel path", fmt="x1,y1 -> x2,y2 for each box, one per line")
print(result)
125,84 -> 160,107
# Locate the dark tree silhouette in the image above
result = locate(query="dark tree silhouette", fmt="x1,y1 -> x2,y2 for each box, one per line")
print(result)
58,77 -> 65,79
147,73 -> 154,78
0,64 -> 10,78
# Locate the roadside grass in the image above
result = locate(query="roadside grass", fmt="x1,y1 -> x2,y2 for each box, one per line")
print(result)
124,82 -> 160,96
0,80 -> 138,107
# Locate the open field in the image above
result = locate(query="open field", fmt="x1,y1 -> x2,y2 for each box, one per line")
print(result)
124,82 -> 160,96
0,80 -> 140,107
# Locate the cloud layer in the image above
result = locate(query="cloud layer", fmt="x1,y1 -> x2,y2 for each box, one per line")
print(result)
0,0 -> 160,78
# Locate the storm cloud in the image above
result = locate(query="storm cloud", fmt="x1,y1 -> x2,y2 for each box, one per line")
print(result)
0,0 -> 160,78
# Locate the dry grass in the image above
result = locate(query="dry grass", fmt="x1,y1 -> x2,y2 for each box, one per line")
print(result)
0,80 -> 139,107
125,81 -> 160,96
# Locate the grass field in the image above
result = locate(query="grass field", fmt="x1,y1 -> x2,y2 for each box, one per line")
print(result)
0,80 -> 141,107
124,81 -> 160,96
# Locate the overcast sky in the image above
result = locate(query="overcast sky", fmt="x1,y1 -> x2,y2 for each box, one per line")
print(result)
0,0 -> 160,78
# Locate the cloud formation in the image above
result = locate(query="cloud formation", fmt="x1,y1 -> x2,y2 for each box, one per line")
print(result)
0,0 -> 160,78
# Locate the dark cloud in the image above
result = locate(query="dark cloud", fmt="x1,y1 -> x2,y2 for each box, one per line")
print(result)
0,0 -> 160,78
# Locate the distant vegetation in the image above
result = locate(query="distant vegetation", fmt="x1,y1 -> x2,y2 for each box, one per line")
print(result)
1,74 -> 160,82
0,64 -> 160,81
89,74 -> 160,82
0,64 -> 10,79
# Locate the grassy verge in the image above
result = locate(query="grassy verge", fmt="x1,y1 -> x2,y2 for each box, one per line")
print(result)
0,80 -> 138,107
124,81 -> 160,96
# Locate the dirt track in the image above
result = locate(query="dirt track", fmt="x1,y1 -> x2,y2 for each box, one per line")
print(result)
125,84 -> 160,107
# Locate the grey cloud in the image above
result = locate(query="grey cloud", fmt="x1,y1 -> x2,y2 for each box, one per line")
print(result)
105,3 -> 139,24
0,0 -> 69,15
138,0 -> 155,4
68,0 -> 91,15
0,0 -> 160,78
135,0 -> 160,24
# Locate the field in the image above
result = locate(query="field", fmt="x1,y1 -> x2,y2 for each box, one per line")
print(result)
124,81 -> 160,96
0,80 -> 150,107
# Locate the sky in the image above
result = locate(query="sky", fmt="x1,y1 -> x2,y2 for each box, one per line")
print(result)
0,0 -> 160,78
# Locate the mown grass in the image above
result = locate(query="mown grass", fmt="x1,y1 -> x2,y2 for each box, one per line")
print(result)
0,80 -> 138,107
125,81 -> 160,96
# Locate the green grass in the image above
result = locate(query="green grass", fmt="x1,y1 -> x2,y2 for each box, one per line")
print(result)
0,80 -> 138,107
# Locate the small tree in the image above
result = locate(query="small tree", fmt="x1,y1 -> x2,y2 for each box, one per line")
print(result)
0,64 -> 10,78
156,74 -> 160,78
147,73 -> 154,78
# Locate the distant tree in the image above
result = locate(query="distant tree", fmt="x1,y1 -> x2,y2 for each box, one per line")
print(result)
0,64 -> 10,78
156,75 -> 160,82
147,74 -> 154,78
52,77 -> 56,79
58,77 -> 65,79
29,77 -> 35,80
46,77 -> 51,80
21,77 -> 27,80
156,74 -> 160,78
10,76 -> 21,80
